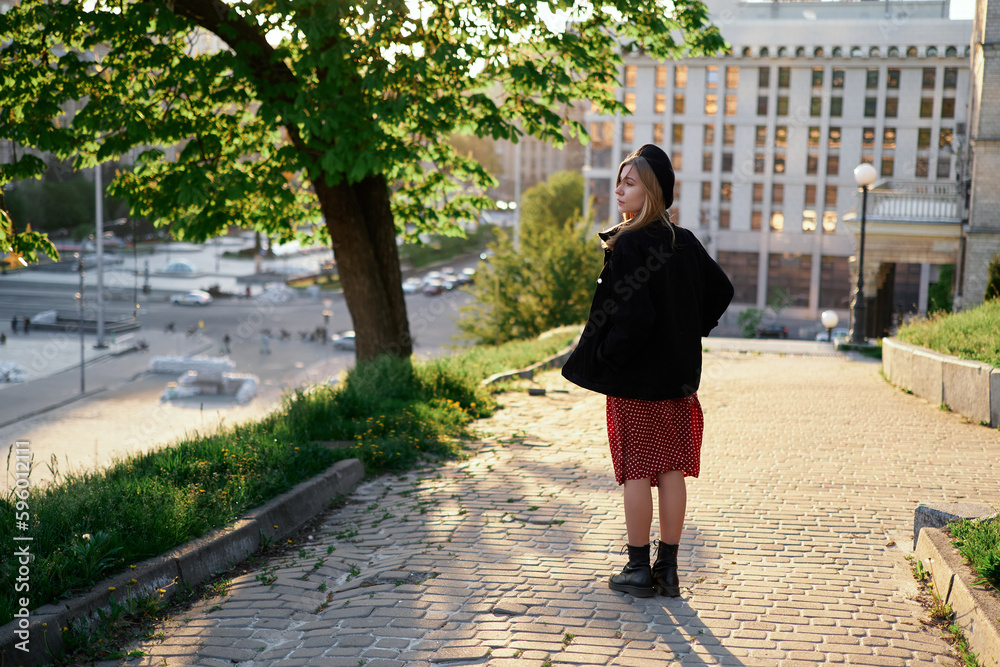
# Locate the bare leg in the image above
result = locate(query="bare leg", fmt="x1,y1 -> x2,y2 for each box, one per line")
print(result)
656,470 -> 686,544
623,478 -> 653,545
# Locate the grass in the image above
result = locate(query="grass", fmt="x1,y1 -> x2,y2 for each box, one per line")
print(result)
949,517 -> 1000,592
0,329 -> 577,626
896,299 -> 1000,368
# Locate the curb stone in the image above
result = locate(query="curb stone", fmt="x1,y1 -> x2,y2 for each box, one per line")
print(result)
480,341 -> 578,387
915,526 -> 1000,667
0,458 -> 363,667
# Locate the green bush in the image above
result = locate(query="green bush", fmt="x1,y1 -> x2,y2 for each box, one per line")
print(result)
985,253 -> 1000,301
458,171 -> 603,345
928,264 -> 954,314
895,298 -> 1000,368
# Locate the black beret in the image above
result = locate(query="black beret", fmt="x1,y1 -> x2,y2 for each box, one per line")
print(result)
633,144 -> 675,209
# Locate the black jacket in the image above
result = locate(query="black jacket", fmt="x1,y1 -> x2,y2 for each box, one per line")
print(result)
561,222 -> 734,400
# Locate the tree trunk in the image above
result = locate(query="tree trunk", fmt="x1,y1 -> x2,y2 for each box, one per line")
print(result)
315,175 -> 412,361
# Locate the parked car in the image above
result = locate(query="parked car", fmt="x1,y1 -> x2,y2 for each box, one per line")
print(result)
756,324 -> 788,339
422,280 -> 444,296
402,277 -> 422,294
458,267 -> 476,284
815,327 -> 850,342
170,290 -> 213,306
330,330 -> 356,350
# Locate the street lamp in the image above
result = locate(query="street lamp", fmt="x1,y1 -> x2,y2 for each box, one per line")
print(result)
850,163 -> 878,343
75,253 -> 86,394
821,310 -> 839,342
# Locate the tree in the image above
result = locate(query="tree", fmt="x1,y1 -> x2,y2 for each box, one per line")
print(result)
0,0 -> 723,360
986,253 -> 1000,301
458,170 -> 602,344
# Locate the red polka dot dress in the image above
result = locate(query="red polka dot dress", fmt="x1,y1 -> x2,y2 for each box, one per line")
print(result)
606,393 -> 703,486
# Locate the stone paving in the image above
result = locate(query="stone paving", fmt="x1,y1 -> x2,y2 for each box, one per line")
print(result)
115,351 -> 1000,666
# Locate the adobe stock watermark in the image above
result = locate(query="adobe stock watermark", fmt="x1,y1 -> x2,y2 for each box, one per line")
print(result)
10,440 -> 33,653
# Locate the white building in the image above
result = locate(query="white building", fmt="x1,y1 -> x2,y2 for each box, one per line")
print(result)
584,0 -> 971,333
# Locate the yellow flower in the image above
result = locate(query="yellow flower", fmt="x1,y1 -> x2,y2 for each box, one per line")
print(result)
42,623 -> 47,628
273,524 -> 278,529
130,578 -> 137,584
130,565 -> 136,570
108,586 -> 116,592
158,588 -> 166,594
62,627 -> 68,632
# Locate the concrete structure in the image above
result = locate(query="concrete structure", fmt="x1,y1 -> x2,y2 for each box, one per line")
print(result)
585,0 -> 972,330
960,0 -> 1000,306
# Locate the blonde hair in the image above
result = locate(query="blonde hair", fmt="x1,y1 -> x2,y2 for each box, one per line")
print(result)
603,156 -> 675,251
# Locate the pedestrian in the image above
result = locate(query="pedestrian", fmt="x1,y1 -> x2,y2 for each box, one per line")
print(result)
10,315 -> 17,334
22,316 -> 29,335
260,332 -> 270,355
0,332 -> 6,345
223,333 -> 231,354
561,144 -> 734,598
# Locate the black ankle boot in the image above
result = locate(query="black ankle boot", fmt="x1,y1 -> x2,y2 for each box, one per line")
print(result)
652,541 -> 680,597
608,543 -> 654,598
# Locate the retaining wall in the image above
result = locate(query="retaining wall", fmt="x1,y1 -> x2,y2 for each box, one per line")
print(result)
882,338 -> 1000,427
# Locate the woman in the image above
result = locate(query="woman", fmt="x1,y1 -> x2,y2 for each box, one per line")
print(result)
562,144 -> 734,598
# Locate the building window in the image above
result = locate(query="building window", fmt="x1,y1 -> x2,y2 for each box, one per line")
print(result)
726,66 -> 740,89
812,67 -> 824,88
832,46 -> 843,57
819,256 -> 850,307
675,65 -> 688,88
907,46 -> 918,56
722,153 -> 733,172
723,124 -> 735,146
883,128 -> 896,149
827,154 -> 839,175
802,210 -> 817,233
937,156 -> 951,178
757,96 -> 768,116
656,65 -> 668,88
944,67 -> 957,89
940,127 -> 953,148
672,151 -> 683,171
888,68 -> 901,89
866,68 -> 879,89
809,126 -> 821,147
704,124 -> 715,145
751,211 -> 763,231
701,182 -> 712,201
756,126 -> 768,146
822,211 -> 838,234
706,65 -> 719,88
753,183 -> 764,203
807,154 -> 819,175
830,97 -> 843,117
777,96 -> 789,116
919,99 -> 934,118
862,127 -> 875,148
758,67 -> 770,88
673,182 -> 681,204
755,154 -> 766,173
885,97 -> 898,118
778,67 -> 790,88
772,183 -> 784,204
669,125 -> 683,146
768,253 -> 812,305
915,128 -> 932,150
832,69 -> 845,89
623,122 -> 634,143
810,97 -> 822,117
674,94 -> 685,114
589,122 -> 615,169
775,125 -> 788,148
864,97 -> 877,117
624,93 -> 637,113
705,94 -> 718,115
654,123 -> 665,144
703,152 -> 713,172
654,93 -> 667,113
941,98 -> 955,118
825,185 -> 837,207
770,212 -> 785,232
916,157 -> 929,178
888,46 -> 899,57
725,95 -> 738,116
721,182 -> 732,202
805,184 -> 817,206
625,66 -> 637,88
881,156 -> 894,176
815,47 -> 825,57
719,209 -> 731,229
922,67 -> 936,89
717,252 -> 759,303
828,127 -> 841,149
774,153 -> 786,174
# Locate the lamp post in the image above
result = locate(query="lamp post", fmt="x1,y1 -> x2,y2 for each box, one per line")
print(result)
850,163 -> 878,344
76,253 -> 86,394
821,309 -> 839,342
